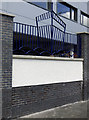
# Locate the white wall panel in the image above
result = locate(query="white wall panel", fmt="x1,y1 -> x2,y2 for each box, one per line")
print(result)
12,55 -> 83,87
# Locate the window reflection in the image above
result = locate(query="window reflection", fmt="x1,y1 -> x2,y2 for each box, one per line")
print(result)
31,2 -> 53,11
32,2 -> 47,9
71,9 -> 74,20
57,2 -> 70,19
81,12 -> 89,27
88,18 -> 89,27
83,15 -> 87,26
57,2 -> 77,21
47,2 -> 53,11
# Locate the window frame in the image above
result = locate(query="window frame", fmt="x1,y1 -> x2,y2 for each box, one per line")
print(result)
57,2 -> 77,22
80,11 -> 89,28
29,2 -> 52,11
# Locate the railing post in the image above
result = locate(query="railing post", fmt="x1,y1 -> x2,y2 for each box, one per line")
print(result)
51,11 -> 53,54
0,13 -> 14,119
77,34 -> 81,58
36,17 -> 39,48
62,26 -> 66,50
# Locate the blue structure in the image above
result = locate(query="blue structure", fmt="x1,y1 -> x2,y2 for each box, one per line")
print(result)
13,10 -> 79,57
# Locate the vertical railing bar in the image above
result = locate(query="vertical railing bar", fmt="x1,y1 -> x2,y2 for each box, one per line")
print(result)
32,26 -> 34,49
30,26 -> 31,48
48,25 -> 51,39
48,26 -> 50,49
62,25 -> 66,50
52,27 -> 54,52
67,33 -> 68,43
46,26 -> 48,39
27,25 -> 29,47
70,34 -> 71,52
47,25 -> 49,39
60,31 -> 62,50
54,30 -> 56,52
23,25 -> 24,47
22,24 -> 23,47
51,11 -> 53,54
41,27 -> 44,49
56,28 -> 58,52
45,26 -> 48,49
35,26 -> 36,49
70,34 -> 71,44
16,23 -> 18,50
35,27 -> 37,48
36,17 -> 39,48
44,26 -> 47,49
73,35 -> 75,55
58,29 -> 60,51
54,27 -> 56,52
65,33 -> 66,51
56,27 -> 57,39
19,23 -> 20,49
13,23 -> 15,50
54,28 -> 57,49
39,27 -> 42,48
39,27 -> 41,48
43,26 -> 45,49
25,24 -> 26,47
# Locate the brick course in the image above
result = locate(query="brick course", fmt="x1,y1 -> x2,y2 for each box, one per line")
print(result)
12,81 -> 82,118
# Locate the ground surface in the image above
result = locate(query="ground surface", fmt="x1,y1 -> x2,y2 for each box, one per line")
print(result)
15,100 -> 88,119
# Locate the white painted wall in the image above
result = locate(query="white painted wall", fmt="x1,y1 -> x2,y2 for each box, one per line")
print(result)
12,55 -> 83,87
1,1 -> 50,26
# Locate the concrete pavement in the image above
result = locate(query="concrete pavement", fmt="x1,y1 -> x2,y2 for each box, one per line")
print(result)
18,100 -> 88,119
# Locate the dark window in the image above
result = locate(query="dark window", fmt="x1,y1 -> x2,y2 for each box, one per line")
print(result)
47,2 -> 53,11
81,12 -> 89,27
31,2 -> 53,11
31,2 -> 47,9
57,2 -> 77,21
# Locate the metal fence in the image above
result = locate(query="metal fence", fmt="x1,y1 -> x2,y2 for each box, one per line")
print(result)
13,22 -> 79,57
13,11 -> 81,58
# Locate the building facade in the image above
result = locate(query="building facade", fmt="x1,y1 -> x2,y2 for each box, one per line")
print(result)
1,0 -> 89,33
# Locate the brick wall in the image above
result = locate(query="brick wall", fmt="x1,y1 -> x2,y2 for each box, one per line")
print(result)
12,81 -> 82,118
78,33 -> 89,100
0,13 -> 14,119
0,12 -> 89,119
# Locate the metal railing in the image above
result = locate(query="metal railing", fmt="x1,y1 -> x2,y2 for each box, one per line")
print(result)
36,10 -> 66,29
13,22 -> 79,57
13,11 -> 81,58
13,22 -> 37,50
